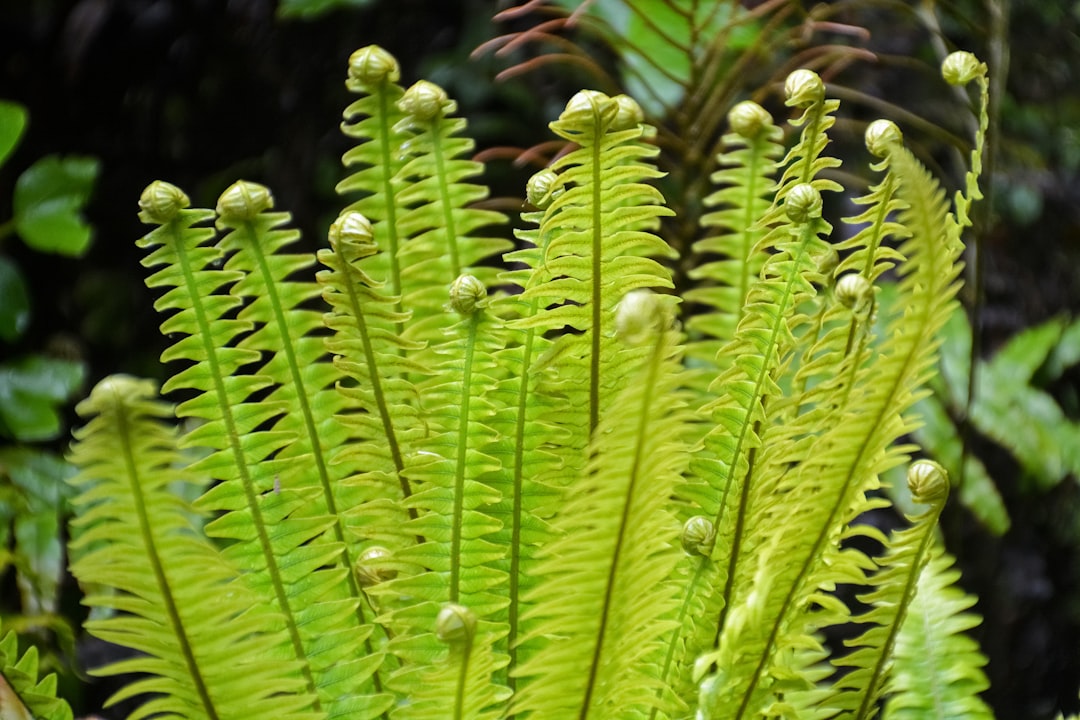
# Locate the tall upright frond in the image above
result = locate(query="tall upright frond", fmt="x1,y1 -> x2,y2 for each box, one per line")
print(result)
513,292 -> 687,719
685,99 -> 783,372
67,375 -> 320,720
211,181 -> 391,719
317,210 -> 427,549
390,80 -> 511,339
514,90 -> 676,437
365,276 -> 509,711
828,461 -> 951,719
337,44 -> 410,324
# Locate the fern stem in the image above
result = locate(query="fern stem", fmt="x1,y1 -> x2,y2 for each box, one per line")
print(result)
715,419 -> 761,640
450,313 -> 480,604
114,394 -> 222,720
431,124 -> 462,277
589,135 -> 603,435
507,310 -> 539,688
335,247 -> 414,508
168,219 -> 323,708
453,637 -> 475,720
376,88 -> 405,308
579,330 -> 665,719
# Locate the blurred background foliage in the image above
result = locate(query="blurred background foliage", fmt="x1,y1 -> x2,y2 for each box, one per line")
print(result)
0,0 -> 1078,717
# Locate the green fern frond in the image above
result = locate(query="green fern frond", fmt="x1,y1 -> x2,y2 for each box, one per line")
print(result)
365,277 -> 509,708
0,619 -> 72,720
941,51 -> 989,230
513,293 -> 687,719
829,461 -> 951,719
67,375 -> 321,720
484,182 -> 567,686
515,90 -> 676,436
136,181 -> 335,711
769,70 -> 843,210
317,210 -> 427,548
685,100 -> 783,369
697,92 -> 972,720
212,181 -> 392,719
337,44 -> 410,327
391,80 -> 511,335
882,537 -> 993,719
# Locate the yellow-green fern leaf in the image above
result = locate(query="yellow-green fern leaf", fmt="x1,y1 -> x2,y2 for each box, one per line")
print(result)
685,100 -> 783,368
137,181 -> 387,716
829,460 -> 951,719
391,80 -> 511,338
513,291 -> 688,719
882,540 -> 993,719
318,210 -> 428,550
213,181 -> 392,718
393,605 -> 510,720
515,90 -> 676,436
68,376 -> 321,720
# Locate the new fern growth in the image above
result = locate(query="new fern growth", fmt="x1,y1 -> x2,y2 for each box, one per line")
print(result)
56,45 -> 997,720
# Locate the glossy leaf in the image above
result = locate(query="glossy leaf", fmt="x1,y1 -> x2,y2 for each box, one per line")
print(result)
13,155 -> 99,256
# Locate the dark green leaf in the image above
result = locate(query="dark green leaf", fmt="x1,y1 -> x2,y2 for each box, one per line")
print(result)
0,257 -> 30,342
13,155 -> 99,256
0,356 -> 85,441
0,100 -> 27,168
277,0 -> 375,20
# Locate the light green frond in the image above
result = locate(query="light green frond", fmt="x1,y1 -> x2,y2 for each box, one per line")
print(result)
67,375 -> 321,720
0,619 -> 72,720
337,45 -> 410,313
317,210 -> 427,550
516,90 -> 676,436
941,51 -> 989,230
882,540 -> 993,719
829,461 -> 951,719
768,69 -> 843,212
513,296 -> 688,719
391,80 -> 511,336
137,181 -> 369,714
685,100 -> 783,367
484,194 -> 568,687
212,181 -> 391,719
365,285 -> 509,707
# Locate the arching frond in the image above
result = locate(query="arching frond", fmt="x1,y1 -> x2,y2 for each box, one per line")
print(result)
882,541 -> 993,719
68,376 -> 321,720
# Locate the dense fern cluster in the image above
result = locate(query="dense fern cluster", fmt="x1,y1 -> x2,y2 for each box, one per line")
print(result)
40,44 -> 996,720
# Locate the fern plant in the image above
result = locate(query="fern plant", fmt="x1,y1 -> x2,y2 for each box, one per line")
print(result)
49,42 -> 999,720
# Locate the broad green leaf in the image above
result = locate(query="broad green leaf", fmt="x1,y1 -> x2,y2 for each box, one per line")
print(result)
0,100 -> 27,168
13,155 -> 99,256
0,356 -> 85,441
0,257 -> 30,342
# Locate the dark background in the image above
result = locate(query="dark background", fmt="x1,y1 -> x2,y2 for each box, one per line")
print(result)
1,1 -> 1079,717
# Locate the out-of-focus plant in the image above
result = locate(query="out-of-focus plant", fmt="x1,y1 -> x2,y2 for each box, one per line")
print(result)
887,292 -> 1080,535
0,98 -> 97,677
